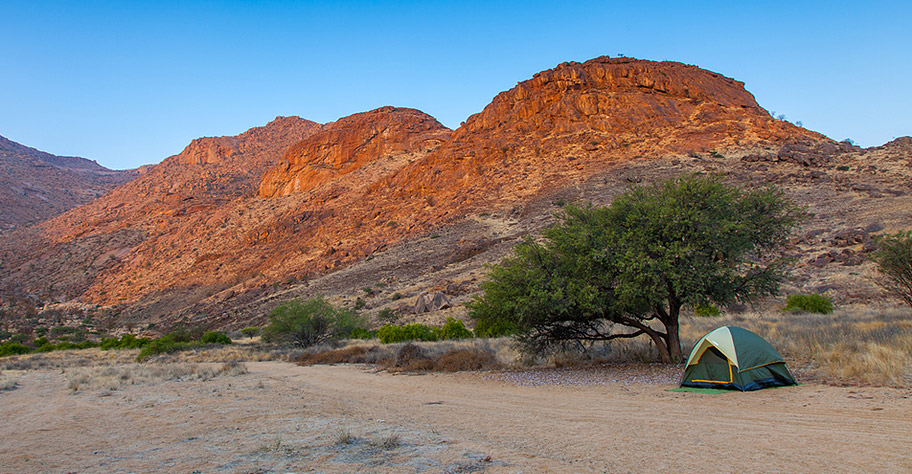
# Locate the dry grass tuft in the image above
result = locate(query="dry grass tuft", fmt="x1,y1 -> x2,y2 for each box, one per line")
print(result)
218,360 -> 248,376
66,362 -> 229,393
0,371 -> 17,392
370,433 -> 401,450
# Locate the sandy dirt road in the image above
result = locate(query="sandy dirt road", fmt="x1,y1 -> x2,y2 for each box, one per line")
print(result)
1,361 -> 910,473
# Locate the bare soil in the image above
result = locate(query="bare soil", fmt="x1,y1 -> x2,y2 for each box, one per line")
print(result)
1,361 -> 910,473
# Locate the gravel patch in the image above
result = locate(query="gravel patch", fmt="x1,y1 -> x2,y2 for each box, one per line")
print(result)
486,363 -> 681,386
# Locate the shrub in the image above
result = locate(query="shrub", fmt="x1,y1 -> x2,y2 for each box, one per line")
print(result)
166,325 -> 205,343
870,231 -> 912,309
349,328 -> 377,339
390,292 -> 404,301
240,327 -> 261,337
377,323 -> 439,344
136,335 -> 190,361
433,349 -> 497,372
199,331 -> 232,345
438,318 -> 473,340
262,297 -> 368,348
0,342 -> 31,357
472,317 -> 518,338
100,334 -> 151,350
377,308 -> 399,324
785,294 -> 834,314
694,304 -> 721,317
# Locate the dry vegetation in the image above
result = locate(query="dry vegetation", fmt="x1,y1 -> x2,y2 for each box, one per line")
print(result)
66,361 -> 248,393
296,338 -> 516,373
0,371 -> 17,392
1,305 -> 910,389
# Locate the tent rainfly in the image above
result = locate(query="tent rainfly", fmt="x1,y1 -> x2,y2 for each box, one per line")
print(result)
681,326 -> 797,391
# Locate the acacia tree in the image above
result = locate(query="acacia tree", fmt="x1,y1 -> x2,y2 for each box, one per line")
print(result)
870,231 -> 912,309
469,175 -> 801,363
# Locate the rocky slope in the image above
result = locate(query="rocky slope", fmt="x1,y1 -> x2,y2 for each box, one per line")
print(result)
0,135 -> 136,232
1,56 -> 909,333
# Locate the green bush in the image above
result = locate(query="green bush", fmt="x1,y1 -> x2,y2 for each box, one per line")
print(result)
694,304 -> 721,317
349,328 -> 377,340
136,335 -> 190,361
0,341 -> 31,357
439,318 -> 473,340
240,326 -> 261,337
472,317 -> 518,338
784,294 -> 834,314
199,331 -> 232,345
166,324 -> 205,343
870,231 -> 912,309
100,334 -> 151,350
377,319 -> 475,344
262,297 -> 367,348
377,323 -> 439,344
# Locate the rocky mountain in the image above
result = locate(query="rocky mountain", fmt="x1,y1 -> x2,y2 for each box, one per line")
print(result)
0,135 -> 137,232
1,57 -> 909,334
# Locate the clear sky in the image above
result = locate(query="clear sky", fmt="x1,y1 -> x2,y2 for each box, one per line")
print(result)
2,1 -> 909,170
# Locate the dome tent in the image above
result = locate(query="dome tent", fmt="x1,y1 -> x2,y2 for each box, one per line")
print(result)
681,326 -> 796,391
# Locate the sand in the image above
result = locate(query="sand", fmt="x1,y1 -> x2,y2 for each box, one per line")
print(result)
1,361 -> 910,473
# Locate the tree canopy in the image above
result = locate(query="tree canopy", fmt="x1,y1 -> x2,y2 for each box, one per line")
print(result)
871,231 -> 912,309
468,174 -> 801,362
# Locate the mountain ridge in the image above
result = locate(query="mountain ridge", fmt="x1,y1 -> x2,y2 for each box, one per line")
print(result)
1,56 -> 908,333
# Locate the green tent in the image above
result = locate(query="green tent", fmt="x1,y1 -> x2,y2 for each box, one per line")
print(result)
681,326 -> 796,391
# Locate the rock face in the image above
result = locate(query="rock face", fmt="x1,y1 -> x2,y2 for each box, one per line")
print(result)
259,107 -> 450,197
0,135 -> 136,231
1,57 -> 861,330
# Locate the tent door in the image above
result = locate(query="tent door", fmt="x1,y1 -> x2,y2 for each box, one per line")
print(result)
690,346 -> 733,384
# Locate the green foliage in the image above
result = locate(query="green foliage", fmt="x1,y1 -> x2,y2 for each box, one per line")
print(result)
0,341 -> 32,357
870,231 -> 912,309
262,297 -> 368,347
167,324 -> 205,343
784,294 -> 834,314
438,318 -> 473,340
34,327 -> 48,337
199,331 -> 232,345
468,174 -> 800,362
378,323 -> 439,344
100,334 -> 151,350
240,326 -> 261,337
349,328 -> 377,340
472,317 -> 518,338
694,304 -> 721,317
354,297 -> 366,310
136,335 -> 190,361
377,319 -> 474,344
390,292 -> 404,301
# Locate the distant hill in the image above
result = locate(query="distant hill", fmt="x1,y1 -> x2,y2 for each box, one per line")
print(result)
0,135 -> 137,231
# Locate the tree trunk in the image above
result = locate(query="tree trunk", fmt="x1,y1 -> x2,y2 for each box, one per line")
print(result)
643,327 -> 671,363
665,303 -> 683,363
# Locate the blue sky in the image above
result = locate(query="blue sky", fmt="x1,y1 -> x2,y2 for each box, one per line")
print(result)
2,1 -> 909,169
